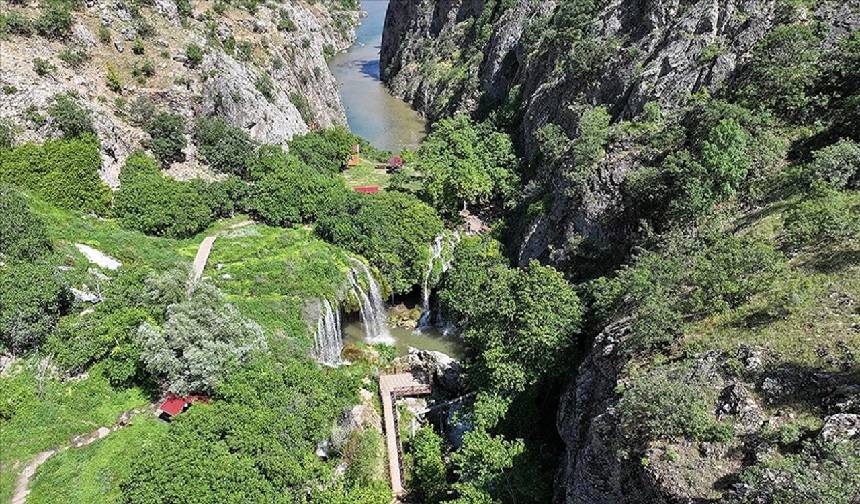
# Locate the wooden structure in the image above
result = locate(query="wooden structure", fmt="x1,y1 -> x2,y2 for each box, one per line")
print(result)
353,185 -> 380,194
346,143 -> 361,168
156,394 -> 208,421
379,372 -> 432,496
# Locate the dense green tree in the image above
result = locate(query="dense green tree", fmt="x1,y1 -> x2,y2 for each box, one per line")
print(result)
145,112 -> 186,166
316,191 -> 444,294
249,154 -> 353,227
819,31 -> 860,140
287,126 -> 380,175
416,115 -> 519,215
0,259 -> 67,354
0,134 -> 111,214
121,359 -> 380,503
0,184 -> 52,261
735,23 -> 821,121
113,152 -> 214,238
136,282 -> 266,394
450,430 -> 524,502
193,116 -> 257,177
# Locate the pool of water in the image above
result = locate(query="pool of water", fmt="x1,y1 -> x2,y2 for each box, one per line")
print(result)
329,0 -> 427,152
344,318 -> 466,359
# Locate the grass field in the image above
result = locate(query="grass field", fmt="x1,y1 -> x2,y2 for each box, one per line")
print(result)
0,363 -> 150,502
26,415 -> 168,504
341,158 -> 424,193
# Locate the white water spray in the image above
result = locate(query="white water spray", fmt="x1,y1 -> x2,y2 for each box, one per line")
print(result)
314,299 -> 343,366
418,232 -> 460,328
349,258 -> 394,345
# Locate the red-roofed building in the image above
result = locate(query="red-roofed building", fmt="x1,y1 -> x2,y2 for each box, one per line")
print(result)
354,186 -> 380,194
387,156 -> 404,172
157,394 -> 208,421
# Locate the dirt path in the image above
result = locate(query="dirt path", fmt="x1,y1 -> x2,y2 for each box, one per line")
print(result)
10,407 -> 150,504
189,236 -> 217,288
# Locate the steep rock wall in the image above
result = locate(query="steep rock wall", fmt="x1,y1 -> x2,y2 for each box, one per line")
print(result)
0,0 -> 358,186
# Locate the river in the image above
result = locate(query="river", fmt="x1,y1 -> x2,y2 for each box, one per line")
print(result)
329,0 -> 427,153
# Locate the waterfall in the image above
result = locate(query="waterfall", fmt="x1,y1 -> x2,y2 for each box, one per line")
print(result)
419,232 -> 460,328
314,299 -> 343,366
349,258 -> 394,345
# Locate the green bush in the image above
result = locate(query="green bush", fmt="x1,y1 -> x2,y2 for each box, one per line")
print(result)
113,152 -> 214,238
289,93 -> 312,124
48,92 -> 94,138
57,47 -> 88,68
735,23 -> 821,122
33,57 -> 54,76
0,259 -> 68,354
255,73 -> 275,102
0,134 -> 111,214
784,187 -> 859,249
185,43 -> 203,67
808,139 -> 860,189
0,184 -> 52,261
106,64 -> 123,93
618,368 -> 734,443
0,119 -> 14,148
819,31 -> 860,140
132,36 -> 144,55
35,0 -> 73,39
316,191 -> 444,294
1,9 -> 34,36
409,426 -> 448,501
193,116 -> 257,177
144,112 -> 186,166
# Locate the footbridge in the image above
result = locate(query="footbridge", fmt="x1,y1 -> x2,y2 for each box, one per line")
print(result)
379,372 -> 432,496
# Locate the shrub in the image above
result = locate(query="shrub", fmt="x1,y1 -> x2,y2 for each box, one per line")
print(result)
1,10 -> 34,36
735,24 -> 821,122
0,259 -> 68,354
144,112 -> 186,166
57,47 -> 88,68
132,36 -> 144,55
289,93 -> 312,125
0,119 -> 13,148
255,73 -> 275,102
127,96 -> 156,127
618,368 -> 734,443
106,64 -> 123,93
0,184 -> 52,261
35,0 -> 73,39
410,426 -> 448,502
97,23 -> 110,43
135,282 -> 265,394
113,152 -> 214,238
193,116 -> 257,176
784,187 -> 859,249
131,59 -> 155,82
33,57 -> 54,76
185,43 -> 203,67
48,92 -> 94,138
0,134 -> 111,214
808,139 -> 860,189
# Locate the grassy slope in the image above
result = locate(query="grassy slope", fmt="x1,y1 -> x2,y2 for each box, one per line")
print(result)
684,192 -> 860,371
0,365 -> 149,502
2,197 -> 373,501
26,416 -> 169,504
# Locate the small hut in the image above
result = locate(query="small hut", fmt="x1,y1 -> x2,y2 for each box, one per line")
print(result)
354,185 -> 380,194
386,155 -> 404,173
156,394 -> 208,421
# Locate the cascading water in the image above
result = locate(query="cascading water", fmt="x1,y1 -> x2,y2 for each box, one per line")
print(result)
349,258 -> 394,345
418,232 -> 460,329
315,299 -> 343,366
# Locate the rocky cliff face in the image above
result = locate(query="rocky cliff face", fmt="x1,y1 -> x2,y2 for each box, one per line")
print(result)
0,0 -> 357,186
380,1 -> 860,502
381,0 -> 860,270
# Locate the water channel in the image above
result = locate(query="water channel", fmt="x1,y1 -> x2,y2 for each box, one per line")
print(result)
329,0 -> 427,153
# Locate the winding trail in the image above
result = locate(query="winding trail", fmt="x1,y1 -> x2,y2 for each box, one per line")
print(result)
188,220 -> 254,291
10,406 -> 152,504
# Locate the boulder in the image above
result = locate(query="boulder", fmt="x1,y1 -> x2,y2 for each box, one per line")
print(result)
820,414 -> 860,443
404,347 -> 463,394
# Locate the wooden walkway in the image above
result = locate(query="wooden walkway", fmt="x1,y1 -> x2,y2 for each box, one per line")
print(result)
379,373 -> 431,496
